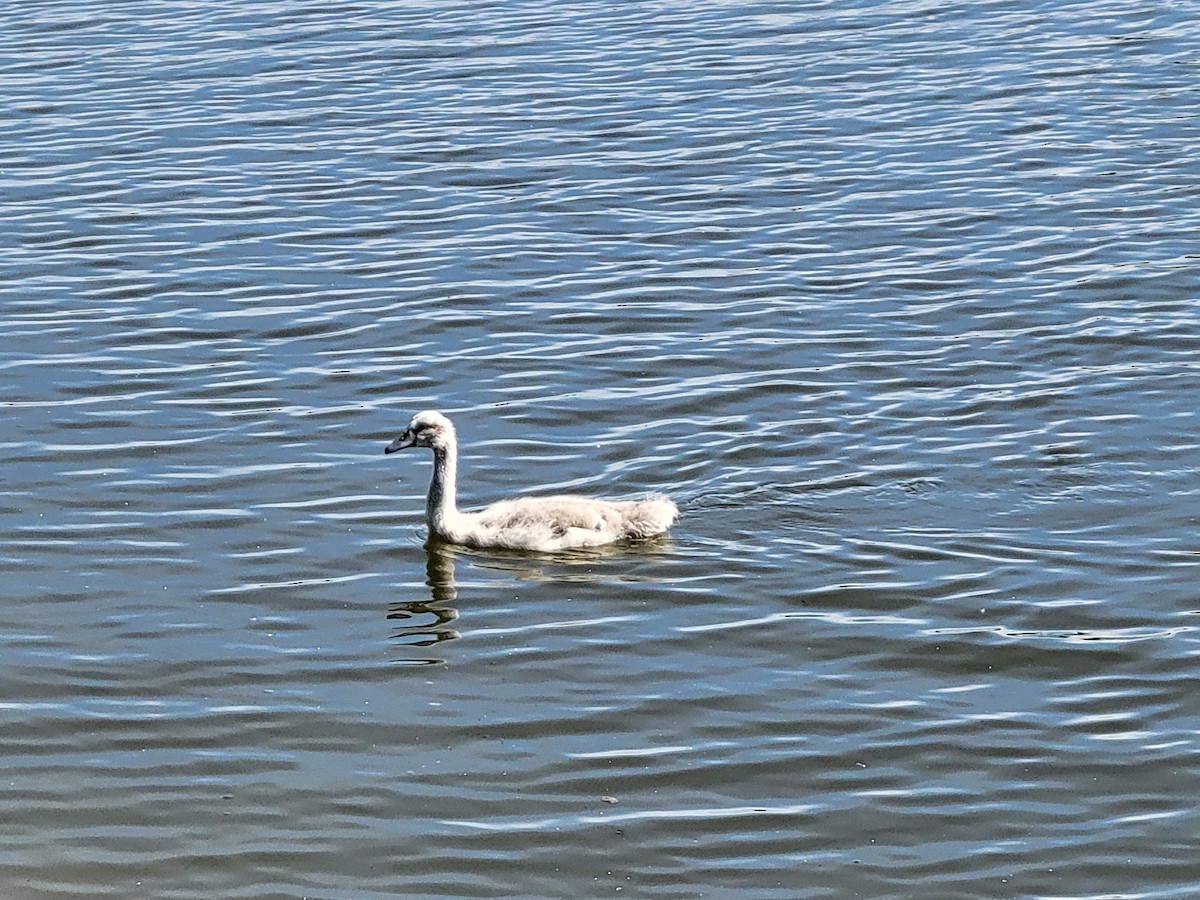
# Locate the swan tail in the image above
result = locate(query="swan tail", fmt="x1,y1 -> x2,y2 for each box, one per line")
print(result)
622,494 -> 679,539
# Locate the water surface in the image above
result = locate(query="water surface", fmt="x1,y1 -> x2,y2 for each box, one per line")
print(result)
2,0 -> 1198,897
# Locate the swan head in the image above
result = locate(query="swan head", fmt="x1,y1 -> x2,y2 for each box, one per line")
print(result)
384,410 -> 455,454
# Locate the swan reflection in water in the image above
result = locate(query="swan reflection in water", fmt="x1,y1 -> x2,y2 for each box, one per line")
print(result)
386,534 -> 677,661
387,538 -> 462,653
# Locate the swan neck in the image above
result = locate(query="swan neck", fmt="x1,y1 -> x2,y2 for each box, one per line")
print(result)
427,440 -> 459,535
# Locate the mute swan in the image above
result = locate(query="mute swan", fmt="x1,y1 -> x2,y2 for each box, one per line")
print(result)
384,411 -> 678,551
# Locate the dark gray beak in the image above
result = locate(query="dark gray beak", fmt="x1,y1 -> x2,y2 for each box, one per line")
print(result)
384,430 -> 415,454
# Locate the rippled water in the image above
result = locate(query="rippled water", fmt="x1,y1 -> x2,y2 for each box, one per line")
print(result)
4,0 -> 1199,897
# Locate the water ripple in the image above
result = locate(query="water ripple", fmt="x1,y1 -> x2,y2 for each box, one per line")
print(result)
3,0 -> 1199,896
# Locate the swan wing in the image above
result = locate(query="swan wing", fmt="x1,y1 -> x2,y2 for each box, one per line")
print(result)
476,496 -> 616,535
457,494 -> 677,551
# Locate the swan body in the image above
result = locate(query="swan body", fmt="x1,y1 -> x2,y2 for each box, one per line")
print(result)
384,411 -> 678,551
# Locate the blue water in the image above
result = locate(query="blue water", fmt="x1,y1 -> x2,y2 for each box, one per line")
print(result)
3,1 -> 1198,897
